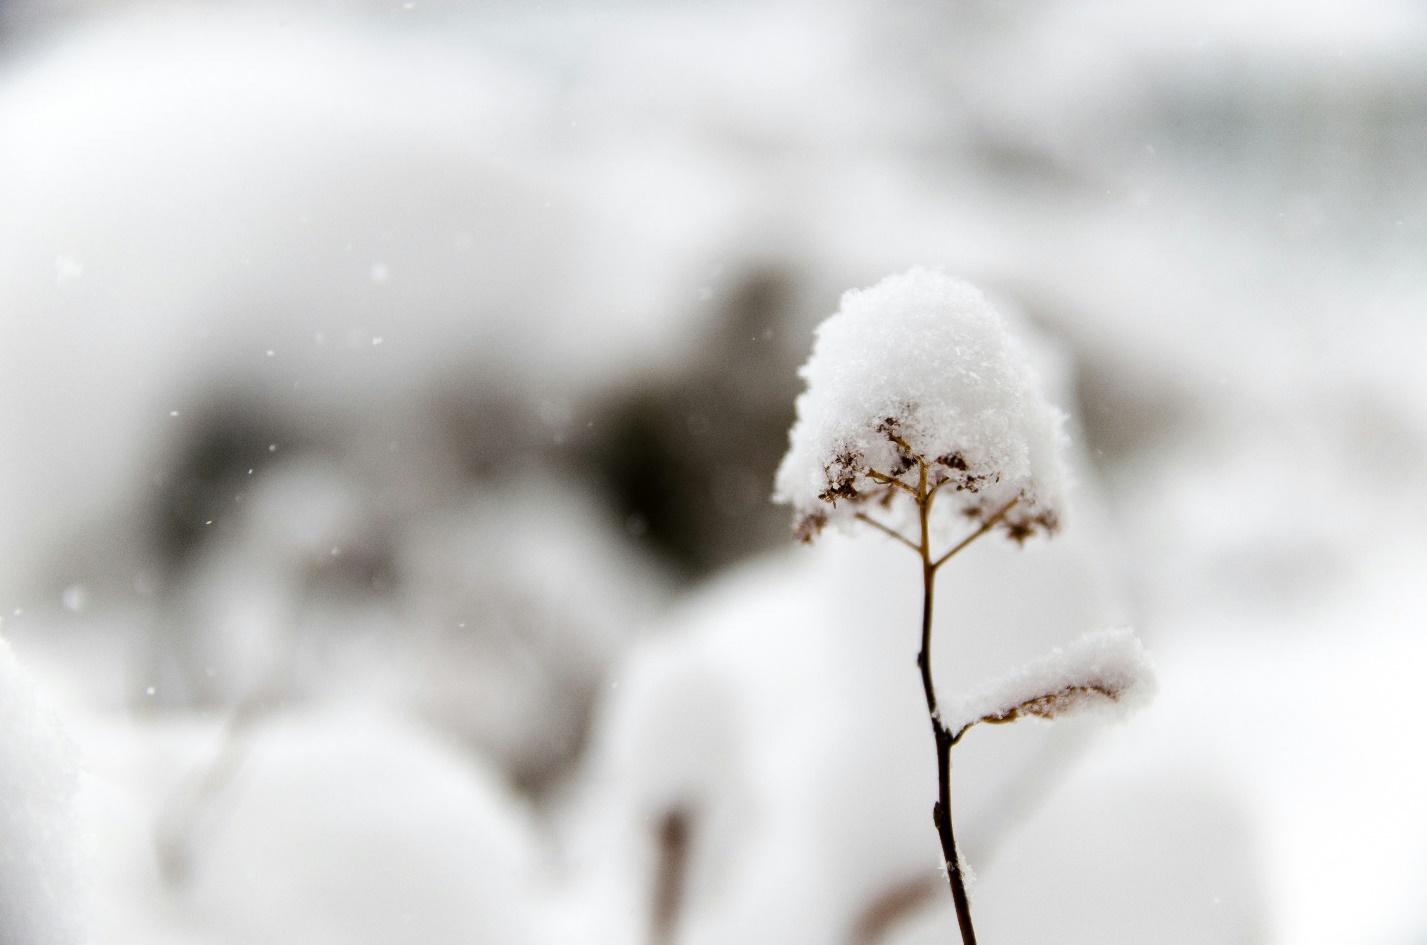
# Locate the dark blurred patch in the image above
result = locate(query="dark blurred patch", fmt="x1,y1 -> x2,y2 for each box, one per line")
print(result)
149,400 -> 300,577
965,129 -> 1086,191
1074,363 -> 1193,463
437,387 -> 539,482
994,281 -> 1198,465
416,587 -> 613,801
847,874 -> 938,945
650,806 -> 693,945
585,265 -> 804,579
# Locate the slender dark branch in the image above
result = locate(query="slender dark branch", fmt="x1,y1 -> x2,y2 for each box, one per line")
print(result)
866,468 -> 917,496
854,512 -> 919,552
914,463 -> 978,945
931,496 -> 1020,572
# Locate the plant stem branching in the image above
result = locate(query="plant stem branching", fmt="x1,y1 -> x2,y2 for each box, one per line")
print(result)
858,458 -> 1018,945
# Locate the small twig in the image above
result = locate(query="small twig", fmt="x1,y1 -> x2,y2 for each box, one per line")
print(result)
885,431 -> 915,458
154,691 -> 272,887
931,497 -> 1020,571
866,469 -> 917,496
853,512 -> 919,552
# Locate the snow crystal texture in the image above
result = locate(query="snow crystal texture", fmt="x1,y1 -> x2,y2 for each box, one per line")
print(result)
945,628 -> 1154,736
0,640 -> 82,945
774,268 -> 1070,541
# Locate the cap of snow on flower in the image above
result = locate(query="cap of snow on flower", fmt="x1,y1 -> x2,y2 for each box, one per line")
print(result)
773,268 -> 1070,543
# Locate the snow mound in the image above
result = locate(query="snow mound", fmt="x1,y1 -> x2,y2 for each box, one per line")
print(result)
0,639 -> 83,945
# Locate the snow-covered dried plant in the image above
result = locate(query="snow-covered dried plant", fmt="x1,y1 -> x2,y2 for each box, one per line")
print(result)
775,268 -> 1153,944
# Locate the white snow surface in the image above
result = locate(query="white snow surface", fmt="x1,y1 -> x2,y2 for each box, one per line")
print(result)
945,627 -> 1154,736
0,638 -> 84,945
774,268 -> 1070,540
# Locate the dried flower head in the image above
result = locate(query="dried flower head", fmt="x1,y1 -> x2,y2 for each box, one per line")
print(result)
773,268 -> 1070,543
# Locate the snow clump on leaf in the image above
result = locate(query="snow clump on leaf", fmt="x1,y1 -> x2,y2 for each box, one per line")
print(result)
945,628 -> 1155,739
773,267 -> 1070,544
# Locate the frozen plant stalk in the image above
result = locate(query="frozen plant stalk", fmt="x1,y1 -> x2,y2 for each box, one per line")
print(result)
774,269 -> 1152,944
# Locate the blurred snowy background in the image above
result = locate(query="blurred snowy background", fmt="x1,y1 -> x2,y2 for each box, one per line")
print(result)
1,1 -> 1425,943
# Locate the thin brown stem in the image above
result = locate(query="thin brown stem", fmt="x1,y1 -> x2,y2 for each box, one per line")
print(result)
854,512 -> 919,553
885,430 -> 916,458
866,468 -> 918,496
931,497 -> 1020,572
913,463 -> 978,945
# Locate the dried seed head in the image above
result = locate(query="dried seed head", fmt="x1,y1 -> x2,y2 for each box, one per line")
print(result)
792,509 -> 828,544
773,268 -> 1070,543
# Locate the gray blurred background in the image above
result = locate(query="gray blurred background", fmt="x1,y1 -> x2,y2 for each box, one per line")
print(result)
0,2 -> 1424,944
